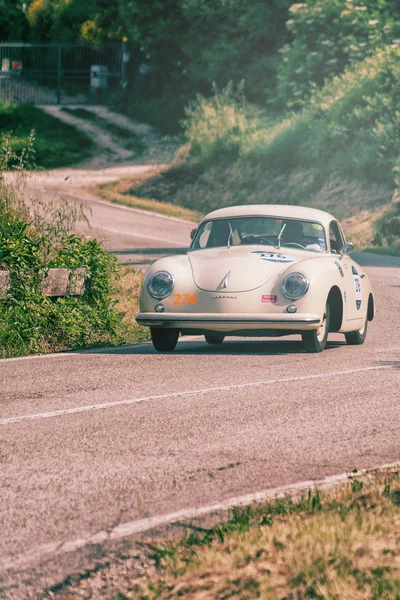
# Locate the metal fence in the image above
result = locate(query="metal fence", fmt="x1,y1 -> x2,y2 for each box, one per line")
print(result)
0,42 -> 124,105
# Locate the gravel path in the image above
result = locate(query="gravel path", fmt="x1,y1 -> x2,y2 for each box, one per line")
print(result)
40,104 -> 177,168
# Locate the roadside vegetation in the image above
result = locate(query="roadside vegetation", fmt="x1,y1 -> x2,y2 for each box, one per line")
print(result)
0,139 -> 147,358
4,0 -> 400,251
46,467 -> 400,599
0,102 -> 94,169
124,45 -> 400,253
98,177 -> 201,223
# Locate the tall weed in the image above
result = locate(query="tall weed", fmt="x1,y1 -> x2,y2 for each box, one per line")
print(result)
0,136 -> 122,358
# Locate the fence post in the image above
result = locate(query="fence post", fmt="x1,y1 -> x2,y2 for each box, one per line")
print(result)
121,39 -> 129,94
56,45 -> 62,105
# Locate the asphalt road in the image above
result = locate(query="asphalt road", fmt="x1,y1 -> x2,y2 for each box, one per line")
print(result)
1,196 -> 400,598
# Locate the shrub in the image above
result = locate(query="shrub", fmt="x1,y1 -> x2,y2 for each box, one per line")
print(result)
374,202 -> 400,248
182,47 -> 400,185
276,0 -> 400,107
181,83 -> 263,165
0,139 -> 122,358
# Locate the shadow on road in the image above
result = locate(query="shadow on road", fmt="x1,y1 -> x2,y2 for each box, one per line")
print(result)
79,339 -> 346,357
375,360 -> 400,369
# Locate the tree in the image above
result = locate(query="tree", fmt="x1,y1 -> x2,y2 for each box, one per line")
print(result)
0,0 -> 29,40
27,0 -> 124,43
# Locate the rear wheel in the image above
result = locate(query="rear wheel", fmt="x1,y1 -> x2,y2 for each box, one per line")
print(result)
345,315 -> 368,345
151,328 -> 179,352
204,333 -> 225,345
302,304 -> 330,353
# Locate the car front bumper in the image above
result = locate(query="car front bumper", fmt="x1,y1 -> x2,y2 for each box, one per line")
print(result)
136,312 -> 322,332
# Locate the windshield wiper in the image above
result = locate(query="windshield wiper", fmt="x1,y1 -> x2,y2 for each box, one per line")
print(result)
227,222 -> 233,248
276,223 -> 286,250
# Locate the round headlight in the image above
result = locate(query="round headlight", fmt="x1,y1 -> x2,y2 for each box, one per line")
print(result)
148,271 -> 174,299
281,272 -> 309,300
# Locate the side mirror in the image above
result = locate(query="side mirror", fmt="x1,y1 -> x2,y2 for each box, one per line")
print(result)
339,242 -> 354,259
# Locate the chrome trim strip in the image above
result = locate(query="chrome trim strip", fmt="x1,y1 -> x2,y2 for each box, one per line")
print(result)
137,316 -> 320,325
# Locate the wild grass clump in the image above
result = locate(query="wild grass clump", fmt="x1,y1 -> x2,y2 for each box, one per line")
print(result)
0,138 -> 136,358
181,82 -> 263,165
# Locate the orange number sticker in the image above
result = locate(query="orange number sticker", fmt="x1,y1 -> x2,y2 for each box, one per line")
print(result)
174,294 -> 198,305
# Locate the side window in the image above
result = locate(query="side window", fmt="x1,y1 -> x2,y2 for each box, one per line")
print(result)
198,222 -> 212,248
329,221 -> 344,254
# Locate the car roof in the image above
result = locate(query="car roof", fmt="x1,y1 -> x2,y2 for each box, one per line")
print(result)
202,205 -> 337,227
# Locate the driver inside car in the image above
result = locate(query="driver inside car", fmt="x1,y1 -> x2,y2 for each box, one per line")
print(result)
282,220 -> 324,252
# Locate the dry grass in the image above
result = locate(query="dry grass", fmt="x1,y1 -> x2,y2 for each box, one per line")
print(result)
131,472 -> 400,600
98,175 -> 201,224
113,266 -> 150,343
116,160 -> 393,249
48,468 -> 400,599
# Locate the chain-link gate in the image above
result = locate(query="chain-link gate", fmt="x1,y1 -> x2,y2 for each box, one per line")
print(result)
0,42 -> 124,105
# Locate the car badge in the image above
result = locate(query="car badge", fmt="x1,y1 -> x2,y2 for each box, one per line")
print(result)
216,271 -> 231,291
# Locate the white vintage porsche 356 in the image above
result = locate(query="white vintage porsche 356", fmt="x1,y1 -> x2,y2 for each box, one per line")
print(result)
136,205 -> 375,353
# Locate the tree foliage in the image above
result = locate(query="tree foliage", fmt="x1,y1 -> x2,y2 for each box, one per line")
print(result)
26,0 -> 125,43
276,0 -> 400,106
6,0 -> 400,115
0,0 -> 29,40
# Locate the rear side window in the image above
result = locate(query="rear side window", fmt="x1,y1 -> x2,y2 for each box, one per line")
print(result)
329,221 -> 345,254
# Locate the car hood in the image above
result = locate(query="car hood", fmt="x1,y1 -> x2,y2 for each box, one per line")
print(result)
188,246 -> 304,292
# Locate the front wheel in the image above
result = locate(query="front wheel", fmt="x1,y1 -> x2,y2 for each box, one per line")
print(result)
205,333 -> 225,345
345,315 -> 368,345
302,304 -> 330,353
151,328 -> 179,352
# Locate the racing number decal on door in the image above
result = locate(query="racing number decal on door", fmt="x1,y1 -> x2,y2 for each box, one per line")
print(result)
174,294 -> 198,305
352,266 -> 362,310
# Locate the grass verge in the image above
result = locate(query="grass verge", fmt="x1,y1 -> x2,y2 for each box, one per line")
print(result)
113,266 -> 150,344
47,466 -> 400,599
0,102 -> 94,169
98,176 -> 201,223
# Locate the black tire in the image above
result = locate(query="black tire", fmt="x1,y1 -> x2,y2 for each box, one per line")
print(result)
151,328 -> 179,352
345,315 -> 368,345
204,333 -> 225,345
302,304 -> 330,353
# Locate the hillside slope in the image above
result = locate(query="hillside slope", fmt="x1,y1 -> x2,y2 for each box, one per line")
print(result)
119,47 -> 400,252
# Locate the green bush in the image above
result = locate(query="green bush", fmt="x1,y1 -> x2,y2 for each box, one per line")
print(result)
181,83 -> 263,164
374,202 -> 400,248
276,0 -> 400,107
182,47 -> 400,185
0,142 -> 122,358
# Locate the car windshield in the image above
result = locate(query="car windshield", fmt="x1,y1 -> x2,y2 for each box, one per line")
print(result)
190,216 -> 327,253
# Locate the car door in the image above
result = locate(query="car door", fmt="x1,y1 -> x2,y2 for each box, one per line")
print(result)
328,221 -> 365,324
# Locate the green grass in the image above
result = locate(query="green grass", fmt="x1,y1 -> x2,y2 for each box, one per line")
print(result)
61,107 -> 146,155
0,102 -> 94,169
45,466 -> 400,599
